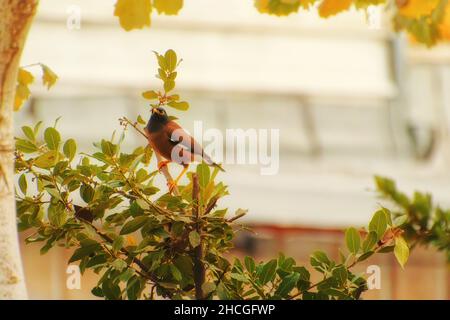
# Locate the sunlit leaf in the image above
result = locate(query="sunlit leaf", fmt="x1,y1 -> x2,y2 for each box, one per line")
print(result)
164,49 -> 178,72
369,209 -> 387,240
188,230 -> 201,248
254,0 -> 302,16
164,80 -> 175,92
114,0 -> 152,31
120,216 -> 149,235
319,0 -> 353,18
394,236 -> 409,268
41,64 -> 58,89
18,174 -> 27,195
63,139 -> 77,161
44,127 -> 61,151
153,0 -> 183,15
167,100 -> 189,111
398,0 -> 440,18
345,227 -> 360,254
142,90 -> 159,100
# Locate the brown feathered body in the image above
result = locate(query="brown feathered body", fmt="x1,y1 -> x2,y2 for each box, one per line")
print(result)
145,108 -> 224,171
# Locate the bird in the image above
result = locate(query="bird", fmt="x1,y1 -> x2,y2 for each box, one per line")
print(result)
144,107 -> 224,193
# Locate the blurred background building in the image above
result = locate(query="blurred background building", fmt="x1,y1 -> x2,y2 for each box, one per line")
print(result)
16,0 -> 449,299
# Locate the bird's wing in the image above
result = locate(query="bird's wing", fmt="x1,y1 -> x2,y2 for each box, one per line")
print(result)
165,121 -> 205,157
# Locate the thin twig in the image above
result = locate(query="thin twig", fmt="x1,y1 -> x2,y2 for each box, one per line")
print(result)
226,212 -> 247,223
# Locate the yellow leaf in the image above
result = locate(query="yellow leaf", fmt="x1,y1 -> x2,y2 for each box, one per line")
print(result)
17,68 -> 34,85
319,0 -> 353,18
114,0 -> 152,31
254,0 -> 270,13
33,150 -> 60,169
254,0 -> 301,16
398,0 -> 440,19
14,83 -> 31,111
394,236 -> 409,268
153,0 -> 183,15
299,0 -> 318,9
14,68 -> 34,111
41,64 -> 58,89
439,1 -> 450,39
142,90 -> 159,100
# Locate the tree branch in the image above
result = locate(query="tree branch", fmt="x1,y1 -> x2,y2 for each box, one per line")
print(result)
192,174 -> 206,300
119,117 -> 179,196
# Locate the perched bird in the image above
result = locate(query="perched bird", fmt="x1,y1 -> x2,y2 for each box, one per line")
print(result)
144,107 -> 224,192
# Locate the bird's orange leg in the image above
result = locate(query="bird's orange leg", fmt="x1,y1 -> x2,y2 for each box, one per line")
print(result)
167,164 -> 189,194
157,160 -> 171,171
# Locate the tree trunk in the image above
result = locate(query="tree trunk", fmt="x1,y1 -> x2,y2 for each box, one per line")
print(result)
0,0 -> 38,299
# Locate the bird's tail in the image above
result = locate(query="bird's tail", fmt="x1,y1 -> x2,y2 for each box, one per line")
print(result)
211,162 -> 225,172
202,153 -> 225,172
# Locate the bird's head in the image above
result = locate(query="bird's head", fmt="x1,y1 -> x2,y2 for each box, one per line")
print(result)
150,107 -> 169,124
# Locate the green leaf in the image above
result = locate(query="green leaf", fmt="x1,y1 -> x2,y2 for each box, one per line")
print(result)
310,251 -> 331,272
258,259 -> 277,285
362,231 -> 378,252
126,276 -> 141,300
34,150 -> 59,168
170,264 -> 182,281
332,265 -> 348,286
63,139 -> 77,161
48,203 -> 67,227
357,251 -> 374,262
244,256 -> 256,274
44,127 -> 61,150
394,236 -> 409,268
112,259 -> 127,272
135,198 -> 150,210
378,245 -> 395,253
164,49 -> 177,72
167,100 -> 189,111
102,278 -> 121,300
230,273 -> 248,282
196,163 -> 210,188
369,210 -> 387,240
120,216 -> 149,235
345,227 -> 360,254
22,126 -> 35,141
188,230 -> 201,248
80,184 -> 95,203
394,215 -> 408,226
137,115 -> 146,125
101,140 -> 117,157
69,243 -> 100,263
16,138 -> 38,153
86,254 -> 107,268
34,121 -> 43,135
275,272 -> 300,297
382,207 -> 393,226
18,174 -> 27,195
112,236 -> 125,253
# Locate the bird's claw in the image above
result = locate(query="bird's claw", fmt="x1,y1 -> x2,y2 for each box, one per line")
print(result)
157,160 -> 170,171
167,180 -> 177,194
